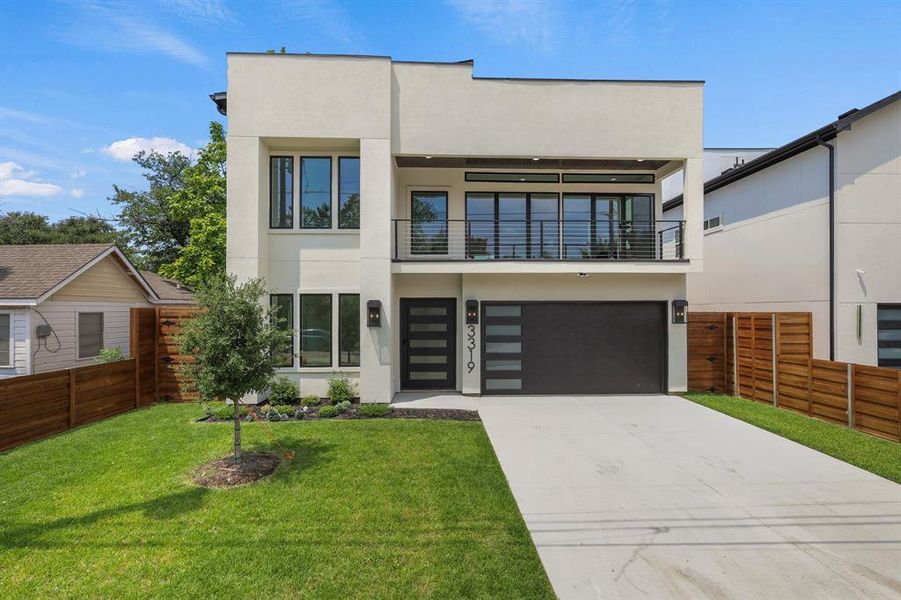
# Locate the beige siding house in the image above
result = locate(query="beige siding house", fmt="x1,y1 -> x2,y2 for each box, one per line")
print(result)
0,244 -> 192,378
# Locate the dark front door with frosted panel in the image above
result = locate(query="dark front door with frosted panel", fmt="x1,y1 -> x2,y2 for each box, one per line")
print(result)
400,299 -> 456,390
481,301 -> 666,394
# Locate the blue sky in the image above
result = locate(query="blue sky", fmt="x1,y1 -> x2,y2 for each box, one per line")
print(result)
1,0 -> 899,221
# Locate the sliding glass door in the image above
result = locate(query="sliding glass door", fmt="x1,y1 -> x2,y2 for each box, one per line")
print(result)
465,193 -> 559,259
563,194 -> 653,259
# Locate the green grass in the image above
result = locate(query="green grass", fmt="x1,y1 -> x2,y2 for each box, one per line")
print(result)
684,393 -> 901,483
0,404 -> 553,599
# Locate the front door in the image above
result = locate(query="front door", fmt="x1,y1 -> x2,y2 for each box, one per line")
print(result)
401,299 -> 456,390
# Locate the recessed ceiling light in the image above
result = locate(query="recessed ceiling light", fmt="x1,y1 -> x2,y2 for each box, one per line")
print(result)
636,158 -> 644,162
425,155 -> 432,159
610,177 -> 617,181
532,157 -> 540,161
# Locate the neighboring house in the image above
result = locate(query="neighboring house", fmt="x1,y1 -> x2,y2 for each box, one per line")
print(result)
661,148 -> 773,201
214,52 -> 704,402
139,271 -> 195,305
0,244 -> 189,378
664,90 -> 901,368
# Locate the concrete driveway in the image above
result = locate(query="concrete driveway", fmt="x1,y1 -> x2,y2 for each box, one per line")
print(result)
478,395 -> 901,599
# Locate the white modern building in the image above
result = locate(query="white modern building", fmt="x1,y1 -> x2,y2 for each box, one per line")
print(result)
662,148 -> 773,201
664,90 -> 901,368
214,53 -> 704,402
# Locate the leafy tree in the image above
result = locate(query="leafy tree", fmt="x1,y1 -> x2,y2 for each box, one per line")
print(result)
0,211 -> 120,246
179,274 -> 291,462
158,122 -> 226,287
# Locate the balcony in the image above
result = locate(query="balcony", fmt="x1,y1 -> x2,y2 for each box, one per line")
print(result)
392,219 -> 684,262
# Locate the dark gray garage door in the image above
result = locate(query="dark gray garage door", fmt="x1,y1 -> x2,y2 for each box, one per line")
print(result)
481,302 -> 667,394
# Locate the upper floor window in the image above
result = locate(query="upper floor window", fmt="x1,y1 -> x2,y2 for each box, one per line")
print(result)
411,191 -> 448,255
300,157 -> 332,229
338,157 -> 360,229
270,157 -> 293,229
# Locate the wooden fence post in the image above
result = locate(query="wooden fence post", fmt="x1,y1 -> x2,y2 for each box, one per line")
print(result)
897,370 -> 901,442
722,313 -> 728,393
154,306 -> 161,403
732,316 -> 739,397
131,308 -> 139,409
807,359 -> 813,416
847,363 -> 854,429
68,368 -> 76,428
771,314 -> 778,407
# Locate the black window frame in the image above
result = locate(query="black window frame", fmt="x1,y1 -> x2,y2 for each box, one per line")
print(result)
338,294 -> 361,367
270,294 -> 295,368
465,172 -> 559,183
877,303 -> 901,368
562,173 -> 655,184
464,192 -> 561,259
269,155 -> 294,229
299,156 -> 333,230
410,190 -> 449,255
337,156 -> 360,230
561,193 -> 655,259
299,294 -> 333,367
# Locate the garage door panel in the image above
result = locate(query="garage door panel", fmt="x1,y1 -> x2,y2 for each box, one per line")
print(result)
482,301 -> 665,395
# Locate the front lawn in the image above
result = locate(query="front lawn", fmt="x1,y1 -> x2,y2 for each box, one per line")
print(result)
0,404 -> 553,598
684,393 -> 901,483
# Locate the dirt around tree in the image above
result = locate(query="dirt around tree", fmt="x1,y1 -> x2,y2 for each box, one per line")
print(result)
192,452 -> 281,488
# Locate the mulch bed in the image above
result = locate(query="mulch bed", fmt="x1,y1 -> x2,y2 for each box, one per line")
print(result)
192,452 -> 281,488
199,404 -> 481,423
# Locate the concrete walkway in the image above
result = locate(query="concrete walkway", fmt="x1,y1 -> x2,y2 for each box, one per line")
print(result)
391,391 -> 478,411
477,394 -> 901,600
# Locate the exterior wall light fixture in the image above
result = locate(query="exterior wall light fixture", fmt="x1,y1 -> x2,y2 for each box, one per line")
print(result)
465,299 -> 479,325
367,300 -> 382,328
672,299 -> 688,324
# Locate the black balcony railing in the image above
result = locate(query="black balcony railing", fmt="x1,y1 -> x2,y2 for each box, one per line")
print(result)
392,219 -> 684,261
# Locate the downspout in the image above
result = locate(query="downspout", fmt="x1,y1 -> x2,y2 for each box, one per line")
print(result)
816,136 -> 835,360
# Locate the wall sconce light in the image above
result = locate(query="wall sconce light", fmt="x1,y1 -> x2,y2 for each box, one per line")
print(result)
367,300 -> 382,328
672,299 -> 688,324
465,299 -> 479,325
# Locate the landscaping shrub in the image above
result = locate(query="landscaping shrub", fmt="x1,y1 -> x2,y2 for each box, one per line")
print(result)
263,404 -> 294,421
335,400 -> 352,414
301,394 -> 321,407
95,347 -> 124,364
269,376 -> 299,405
318,405 -> 339,419
327,377 -> 356,404
205,403 -> 248,420
358,403 -> 392,418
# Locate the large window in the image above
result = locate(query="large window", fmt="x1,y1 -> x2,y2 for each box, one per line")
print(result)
465,192 -> 560,259
270,294 -> 294,368
300,294 -> 332,366
877,304 -> 901,368
300,157 -> 332,229
78,312 -> 103,359
339,294 -> 360,367
270,156 -> 293,229
338,157 -> 360,229
562,194 -> 653,259
411,191 -> 448,255
0,314 -> 10,366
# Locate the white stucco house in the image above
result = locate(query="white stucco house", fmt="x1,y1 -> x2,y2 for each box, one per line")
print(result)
214,53 -> 704,402
0,244 -> 193,378
664,90 -> 901,368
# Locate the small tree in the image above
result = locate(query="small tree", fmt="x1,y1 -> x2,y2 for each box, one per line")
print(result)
179,274 -> 291,462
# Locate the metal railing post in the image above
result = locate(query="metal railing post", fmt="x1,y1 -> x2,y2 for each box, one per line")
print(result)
393,219 -> 398,260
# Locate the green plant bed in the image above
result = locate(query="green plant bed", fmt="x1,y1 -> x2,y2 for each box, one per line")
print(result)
0,404 -> 553,598
684,393 -> 901,483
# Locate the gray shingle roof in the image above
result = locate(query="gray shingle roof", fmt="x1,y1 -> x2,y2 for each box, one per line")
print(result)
140,271 -> 194,302
0,244 -> 115,300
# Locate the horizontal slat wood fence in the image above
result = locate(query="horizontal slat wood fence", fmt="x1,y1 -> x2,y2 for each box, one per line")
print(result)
688,311 -> 901,442
1,306 -> 198,452
0,359 -> 141,451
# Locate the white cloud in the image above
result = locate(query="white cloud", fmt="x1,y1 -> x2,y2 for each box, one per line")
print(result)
0,161 -> 64,198
59,1 -> 208,67
102,137 -> 193,161
285,0 -> 358,49
70,188 -> 85,198
71,169 -> 87,179
162,0 -> 234,24
445,0 -> 562,51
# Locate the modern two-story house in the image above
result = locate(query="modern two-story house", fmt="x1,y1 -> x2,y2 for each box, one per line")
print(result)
664,90 -> 901,368
213,53 -> 703,402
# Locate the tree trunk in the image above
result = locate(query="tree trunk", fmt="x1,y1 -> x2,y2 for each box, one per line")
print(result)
233,399 -> 242,463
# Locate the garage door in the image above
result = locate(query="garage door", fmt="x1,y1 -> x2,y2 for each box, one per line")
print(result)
481,302 -> 667,394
